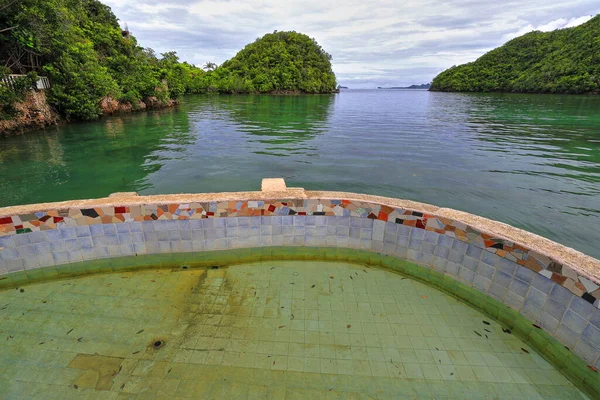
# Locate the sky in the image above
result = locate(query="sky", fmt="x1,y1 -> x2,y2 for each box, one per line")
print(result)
103,0 -> 600,88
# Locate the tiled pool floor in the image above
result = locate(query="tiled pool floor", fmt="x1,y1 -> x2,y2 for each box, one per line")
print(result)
0,261 -> 589,399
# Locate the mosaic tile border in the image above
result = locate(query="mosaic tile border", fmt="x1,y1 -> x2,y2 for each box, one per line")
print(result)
1,198 -> 598,308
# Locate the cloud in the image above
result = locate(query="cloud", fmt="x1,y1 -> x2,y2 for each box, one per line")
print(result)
103,0 -> 599,88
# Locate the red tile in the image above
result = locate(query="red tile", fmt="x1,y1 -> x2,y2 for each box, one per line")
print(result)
114,206 -> 127,214
0,217 -> 12,225
268,205 -> 276,212
377,212 -> 388,221
53,217 -> 64,223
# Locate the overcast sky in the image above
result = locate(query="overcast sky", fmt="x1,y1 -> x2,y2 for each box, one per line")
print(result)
103,0 -> 599,88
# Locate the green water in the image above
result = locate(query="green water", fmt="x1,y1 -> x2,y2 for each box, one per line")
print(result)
1,91 -> 599,259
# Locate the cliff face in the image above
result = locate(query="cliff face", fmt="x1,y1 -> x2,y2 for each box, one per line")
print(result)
0,91 -> 59,136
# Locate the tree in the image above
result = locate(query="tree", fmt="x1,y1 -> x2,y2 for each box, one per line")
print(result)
203,62 -> 217,71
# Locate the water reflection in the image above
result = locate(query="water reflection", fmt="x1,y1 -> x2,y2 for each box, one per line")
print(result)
190,94 -> 334,157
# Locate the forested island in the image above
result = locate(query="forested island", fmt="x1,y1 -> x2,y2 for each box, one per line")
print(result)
430,15 -> 600,94
0,0 -> 336,134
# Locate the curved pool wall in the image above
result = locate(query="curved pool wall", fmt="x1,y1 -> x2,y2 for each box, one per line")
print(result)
1,179 -> 599,393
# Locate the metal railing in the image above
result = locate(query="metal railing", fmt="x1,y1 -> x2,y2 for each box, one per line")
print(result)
1,74 -> 51,90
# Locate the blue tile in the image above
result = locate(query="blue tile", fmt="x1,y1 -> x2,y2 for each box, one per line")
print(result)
493,271 -> 512,288
49,241 -> 66,253
448,249 -> 464,264
178,220 -> 191,231
1,247 -> 19,260
133,243 -> 146,254
411,228 -> 425,240
337,226 -> 350,237
473,275 -> 491,292
451,239 -> 468,253
0,236 -> 16,248
129,222 -> 143,232
45,230 -> 63,242
562,310 -> 587,334
543,298 -> 566,321
424,231 -> 439,244
64,239 -> 79,251
142,221 -> 155,232
437,235 -> 454,249
102,224 -> 117,235
248,226 -> 260,236
115,224 -> 130,234
574,339 -> 599,365
214,218 -> 226,227
17,244 -> 34,258
89,225 -> 104,237
79,237 -> 93,249
489,283 -> 507,300
531,274 -> 554,294
13,234 -> 31,246
144,232 -> 158,242
554,324 -> 578,348
32,242 -> 50,255
509,278 -> 529,297
466,244 -> 483,260
396,235 -> 409,247
422,242 -> 435,255
408,237 -> 422,251
94,235 -> 118,246
462,255 -> 479,271
527,287 -> 547,306
549,284 -> 572,305
590,309 -> 600,329
481,251 -> 499,267
495,258 -> 517,276
293,216 -> 305,226
476,262 -> 495,279
190,219 -> 203,230
569,295 -> 595,320
458,267 -> 475,283
397,225 -> 411,236
445,262 -> 460,276
76,226 -> 91,237
118,234 -> 133,245
514,266 -> 535,284
282,216 -> 293,226
168,231 -> 181,241
538,312 -> 559,333
581,323 -> 600,349
29,231 -> 47,244
522,298 -> 542,321
225,218 -> 238,227
52,251 -> 70,264
433,246 -> 450,259
157,231 -> 170,241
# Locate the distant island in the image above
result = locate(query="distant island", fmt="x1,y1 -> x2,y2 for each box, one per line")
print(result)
430,14 -> 600,94
377,83 -> 431,89
338,85 -> 349,89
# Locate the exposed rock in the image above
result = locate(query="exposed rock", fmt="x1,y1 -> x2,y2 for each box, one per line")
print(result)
0,90 -> 59,136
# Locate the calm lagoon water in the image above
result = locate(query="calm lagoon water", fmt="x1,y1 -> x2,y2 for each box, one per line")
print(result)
1,90 -> 599,258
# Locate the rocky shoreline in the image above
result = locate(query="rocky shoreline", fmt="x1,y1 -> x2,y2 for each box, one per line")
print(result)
0,91 -> 178,137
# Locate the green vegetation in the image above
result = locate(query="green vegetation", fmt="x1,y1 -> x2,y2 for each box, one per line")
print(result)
0,0 -> 336,124
0,68 -> 37,119
430,15 -> 600,94
210,31 -> 337,94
